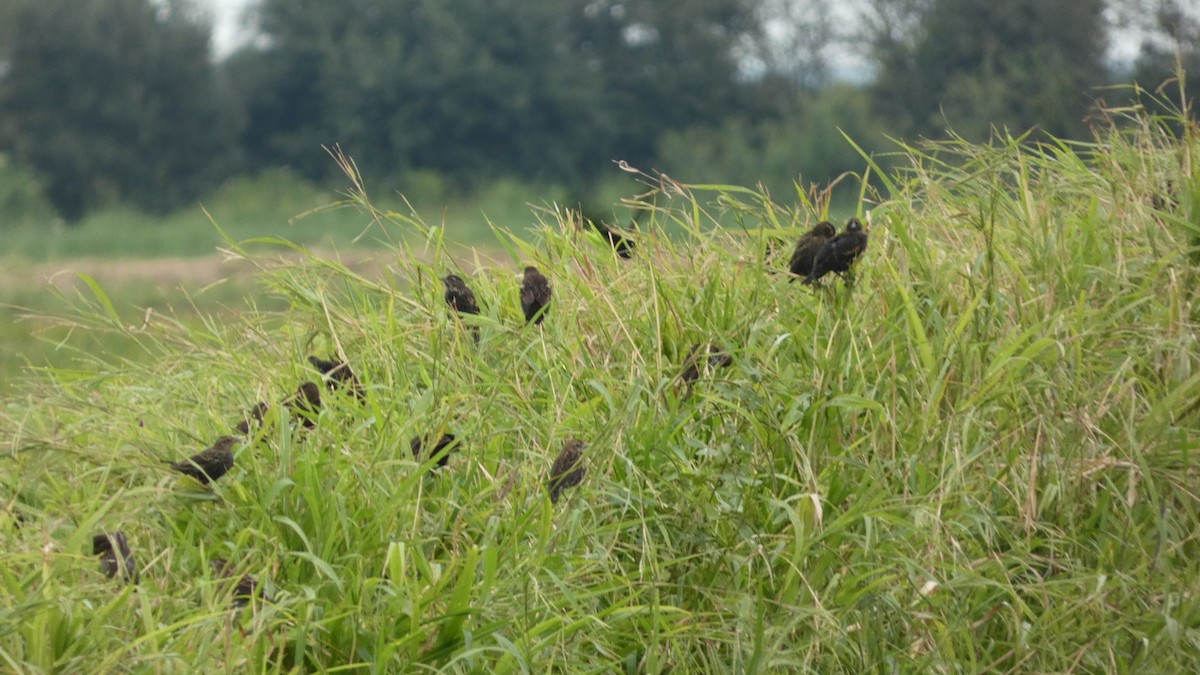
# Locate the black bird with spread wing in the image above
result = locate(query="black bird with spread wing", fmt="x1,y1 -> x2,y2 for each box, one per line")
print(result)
590,218 -> 635,258
411,433 -> 461,471
166,436 -> 236,484
805,218 -> 868,285
308,355 -> 364,400
576,204 -> 636,259
520,266 -> 552,325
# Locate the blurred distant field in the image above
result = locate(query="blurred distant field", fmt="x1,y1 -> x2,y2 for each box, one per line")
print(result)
0,169 -> 680,392
2,169 -> 590,260
0,171 -> 476,390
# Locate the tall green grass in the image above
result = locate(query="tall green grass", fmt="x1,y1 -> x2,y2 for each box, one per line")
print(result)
1,103 -> 1198,672
0,271 -> 280,395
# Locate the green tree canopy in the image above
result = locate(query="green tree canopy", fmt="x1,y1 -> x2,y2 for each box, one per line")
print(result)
0,0 -> 236,220
864,0 -> 1108,140
227,0 -> 769,187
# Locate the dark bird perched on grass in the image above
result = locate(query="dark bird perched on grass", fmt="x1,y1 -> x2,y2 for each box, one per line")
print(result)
410,433 -> 460,471
576,203 -> 637,259
285,381 -> 322,428
443,274 -> 481,342
679,343 -> 733,386
93,531 -> 138,584
520,266 -> 552,325
210,559 -> 268,608
308,355 -> 364,400
788,221 -> 837,280
707,346 -> 733,370
547,438 -> 587,504
805,218 -> 869,285
166,436 -> 236,485
679,344 -> 705,386
587,217 -> 635,259
443,274 -> 480,315
233,402 -> 269,436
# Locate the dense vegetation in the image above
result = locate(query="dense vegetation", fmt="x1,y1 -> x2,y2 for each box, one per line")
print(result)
1,104 -> 1197,671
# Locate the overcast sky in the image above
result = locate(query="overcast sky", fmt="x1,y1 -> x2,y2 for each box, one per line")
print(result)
205,0 -> 255,58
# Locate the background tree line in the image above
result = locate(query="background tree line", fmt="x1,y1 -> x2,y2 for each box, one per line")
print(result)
0,0 -> 1196,222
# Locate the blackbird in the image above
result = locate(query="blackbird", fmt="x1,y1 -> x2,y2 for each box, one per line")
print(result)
679,344 -> 705,386
286,381 -> 322,428
588,218 -> 635,259
520,266 -> 552,325
210,558 -> 267,608
308,355 -> 364,400
410,433 -> 460,471
93,531 -> 139,584
707,345 -> 733,369
443,274 -> 480,315
679,343 -> 733,386
547,438 -> 587,504
805,218 -> 868,285
166,436 -> 236,484
234,402 -> 269,436
788,221 -> 837,279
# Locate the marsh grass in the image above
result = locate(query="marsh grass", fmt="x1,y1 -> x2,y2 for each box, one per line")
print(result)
2,102 -> 1199,672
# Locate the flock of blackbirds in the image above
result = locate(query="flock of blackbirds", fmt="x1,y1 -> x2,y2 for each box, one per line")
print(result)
84,211 -> 868,605
787,217 -> 869,284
